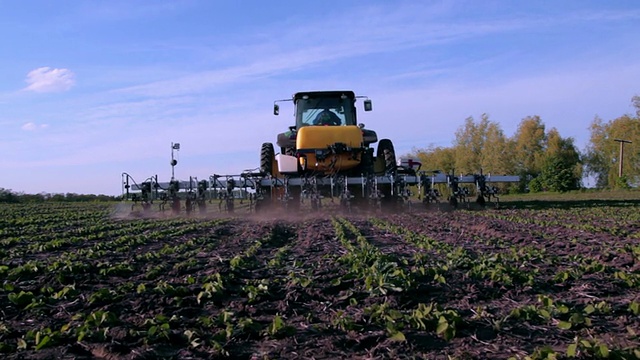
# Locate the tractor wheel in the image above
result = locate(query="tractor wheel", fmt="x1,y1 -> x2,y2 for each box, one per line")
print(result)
376,139 -> 398,211
260,143 -> 275,176
377,139 -> 397,176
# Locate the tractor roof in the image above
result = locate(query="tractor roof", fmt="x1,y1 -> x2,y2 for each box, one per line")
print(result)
293,90 -> 356,101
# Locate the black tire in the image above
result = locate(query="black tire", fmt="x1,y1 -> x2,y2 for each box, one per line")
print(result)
377,139 -> 396,175
260,143 -> 275,175
376,139 -> 397,211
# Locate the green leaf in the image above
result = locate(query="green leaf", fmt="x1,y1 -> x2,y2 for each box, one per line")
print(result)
436,316 -> 455,340
35,335 -> 51,350
60,323 -> 71,333
569,312 -> 584,325
540,296 -> 553,308
566,343 -> 577,357
580,340 -> 592,349
557,321 -> 572,330
436,318 -> 448,335
7,291 -> 34,307
630,301 -> 639,315
388,331 -> 406,342
596,344 -> 608,358
584,304 -> 595,314
299,277 -> 312,287
539,309 -> 551,319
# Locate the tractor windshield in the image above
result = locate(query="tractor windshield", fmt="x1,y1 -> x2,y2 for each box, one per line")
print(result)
295,97 -> 355,128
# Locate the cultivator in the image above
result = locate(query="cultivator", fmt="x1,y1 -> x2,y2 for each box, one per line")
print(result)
121,90 -> 520,215
121,165 -> 519,215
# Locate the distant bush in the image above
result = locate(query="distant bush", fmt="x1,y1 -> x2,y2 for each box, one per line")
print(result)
528,177 -> 543,193
614,175 -> 632,190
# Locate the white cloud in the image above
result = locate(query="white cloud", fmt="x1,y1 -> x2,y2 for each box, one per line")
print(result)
21,122 -> 49,131
23,67 -> 75,93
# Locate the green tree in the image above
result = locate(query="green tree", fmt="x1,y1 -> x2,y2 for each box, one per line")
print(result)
511,116 -> 546,177
536,128 -> 582,192
584,116 -> 610,188
584,97 -> 640,188
452,114 -> 512,175
0,188 -> 18,203
453,115 -> 487,174
481,122 -> 515,175
411,145 -> 455,174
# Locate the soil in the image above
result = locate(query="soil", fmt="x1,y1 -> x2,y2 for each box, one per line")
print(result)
0,202 -> 638,359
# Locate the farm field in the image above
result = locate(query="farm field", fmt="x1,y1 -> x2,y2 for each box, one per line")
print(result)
0,200 -> 639,359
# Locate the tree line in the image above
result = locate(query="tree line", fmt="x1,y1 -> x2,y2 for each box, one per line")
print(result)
410,96 -> 640,192
0,188 -> 118,203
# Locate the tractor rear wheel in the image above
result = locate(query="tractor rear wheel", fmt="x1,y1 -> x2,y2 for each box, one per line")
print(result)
260,143 -> 275,176
377,139 -> 397,176
377,139 -> 398,211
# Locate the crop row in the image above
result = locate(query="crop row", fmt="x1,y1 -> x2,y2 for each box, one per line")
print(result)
0,202 -> 638,359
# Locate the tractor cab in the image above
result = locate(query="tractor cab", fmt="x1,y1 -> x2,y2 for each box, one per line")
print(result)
274,91 -> 376,157
293,91 -> 359,128
274,90 -> 372,129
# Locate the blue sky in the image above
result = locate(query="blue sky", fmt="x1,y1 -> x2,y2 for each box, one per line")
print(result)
1,1 -> 639,195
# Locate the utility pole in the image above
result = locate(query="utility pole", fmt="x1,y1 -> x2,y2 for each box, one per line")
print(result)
614,139 -> 632,177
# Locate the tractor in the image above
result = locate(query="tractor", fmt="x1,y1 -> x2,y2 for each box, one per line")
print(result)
259,90 -> 400,210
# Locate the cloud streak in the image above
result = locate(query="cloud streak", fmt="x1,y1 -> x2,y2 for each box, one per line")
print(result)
21,122 -> 49,131
23,67 -> 75,93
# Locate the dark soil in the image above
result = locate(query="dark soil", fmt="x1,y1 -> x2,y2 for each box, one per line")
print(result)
0,202 -> 638,359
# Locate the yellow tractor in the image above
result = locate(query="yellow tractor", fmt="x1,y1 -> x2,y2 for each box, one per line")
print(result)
259,90 -> 399,210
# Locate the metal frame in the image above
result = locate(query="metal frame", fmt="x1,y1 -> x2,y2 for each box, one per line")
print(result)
122,169 -> 520,213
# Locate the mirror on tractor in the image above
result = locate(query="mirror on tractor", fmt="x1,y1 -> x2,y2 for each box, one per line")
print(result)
273,104 -> 280,116
364,99 -> 372,111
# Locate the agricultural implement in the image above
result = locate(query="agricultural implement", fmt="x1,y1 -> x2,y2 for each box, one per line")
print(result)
121,90 -> 520,214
